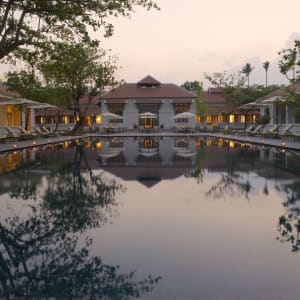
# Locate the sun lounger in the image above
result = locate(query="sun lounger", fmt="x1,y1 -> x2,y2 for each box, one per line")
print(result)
252,125 -> 263,134
245,124 -> 255,132
268,124 -> 279,133
279,124 -> 293,135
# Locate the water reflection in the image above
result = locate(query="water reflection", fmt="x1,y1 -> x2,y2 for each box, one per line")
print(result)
1,137 -> 300,298
0,143 -> 161,299
277,181 -> 300,252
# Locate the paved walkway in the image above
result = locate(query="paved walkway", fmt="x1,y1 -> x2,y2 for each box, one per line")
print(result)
0,132 -> 300,153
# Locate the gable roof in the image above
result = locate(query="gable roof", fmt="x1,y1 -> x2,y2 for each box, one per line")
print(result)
137,75 -> 161,87
258,82 -> 300,101
104,76 -> 196,100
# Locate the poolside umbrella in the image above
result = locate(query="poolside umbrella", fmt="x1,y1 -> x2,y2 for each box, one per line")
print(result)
175,150 -> 196,158
172,112 -> 195,119
98,149 -> 122,158
138,112 -> 157,118
139,148 -> 158,157
100,112 -> 124,119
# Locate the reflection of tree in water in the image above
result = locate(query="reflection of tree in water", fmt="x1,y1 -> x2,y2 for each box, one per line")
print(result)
205,147 -> 253,200
206,172 -> 251,200
43,144 -> 125,232
0,145 -> 160,298
187,147 -> 206,184
277,182 -> 300,252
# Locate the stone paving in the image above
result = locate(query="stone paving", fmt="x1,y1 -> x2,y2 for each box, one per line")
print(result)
0,131 -> 300,153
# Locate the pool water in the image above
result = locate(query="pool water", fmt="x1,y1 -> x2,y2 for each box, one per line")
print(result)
0,136 -> 300,299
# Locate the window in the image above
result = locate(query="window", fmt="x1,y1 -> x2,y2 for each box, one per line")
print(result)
96,115 -> 102,124
206,115 -> 212,124
173,103 -> 190,114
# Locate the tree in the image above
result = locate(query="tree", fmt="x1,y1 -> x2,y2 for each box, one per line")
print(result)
6,42 -> 119,133
40,42 -> 119,133
195,82 -> 206,121
263,61 -> 270,87
205,71 -> 246,109
0,0 -> 159,62
241,63 -> 254,88
181,80 -> 202,91
278,40 -> 300,82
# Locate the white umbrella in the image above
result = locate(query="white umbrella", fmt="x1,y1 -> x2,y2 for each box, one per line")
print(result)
100,112 -> 124,119
138,112 -> 157,118
139,148 -> 158,157
98,149 -> 122,158
172,112 -> 195,119
175,151 -> 196,158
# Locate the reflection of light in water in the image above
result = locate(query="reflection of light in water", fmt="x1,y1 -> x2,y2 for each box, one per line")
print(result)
206,139 -> 212,147
85,141 -> 91,148
144,138 -> 154,148
96,142 -> 102,150
218,138 -> 223,147
195,140 -> 201,149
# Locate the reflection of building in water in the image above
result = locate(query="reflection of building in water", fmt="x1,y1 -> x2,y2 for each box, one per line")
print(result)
98,137 -> 197,187
1,137 -> 299,190
0,150 -> 33,175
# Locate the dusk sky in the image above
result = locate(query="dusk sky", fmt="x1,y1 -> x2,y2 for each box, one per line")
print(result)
100,0 -> 300,86
1,0 -> 300,87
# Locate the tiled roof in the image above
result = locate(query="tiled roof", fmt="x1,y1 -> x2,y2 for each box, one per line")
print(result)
104,76 -> 196,100
137,75 -> 161,86
259,82 -> 300,100
203,91 -> 228,104
0,86 -> 19,98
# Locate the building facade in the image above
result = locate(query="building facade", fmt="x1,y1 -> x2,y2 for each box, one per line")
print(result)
101,75 -> 196,131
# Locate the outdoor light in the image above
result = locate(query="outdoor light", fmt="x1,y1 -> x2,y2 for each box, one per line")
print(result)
13,144 -> 17,148
282,142 -> 286,148
32,141 -> 36,145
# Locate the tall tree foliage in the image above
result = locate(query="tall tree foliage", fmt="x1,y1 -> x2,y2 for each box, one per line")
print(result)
40,42 -> 119,132
241,63 -> 254,88
262,61 -> 270,87
278,40 -> 300,82
195,82 -> 206,120
6,42 -> 119,133
0,0 -> 159,62
205,71 -> 246,109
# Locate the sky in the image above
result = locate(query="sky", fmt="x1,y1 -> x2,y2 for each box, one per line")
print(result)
1,0 -> 300,87
98,0 -> 300,86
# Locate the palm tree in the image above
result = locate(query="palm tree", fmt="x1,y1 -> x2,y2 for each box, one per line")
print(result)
263,61 -> 270,87
241,63 -> 254,88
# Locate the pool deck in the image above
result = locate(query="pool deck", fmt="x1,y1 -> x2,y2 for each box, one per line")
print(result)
0,131 -> 300,153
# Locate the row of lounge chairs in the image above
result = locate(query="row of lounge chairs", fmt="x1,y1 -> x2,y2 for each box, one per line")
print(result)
240,123 -> 300,139
0,126 -> 61,143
